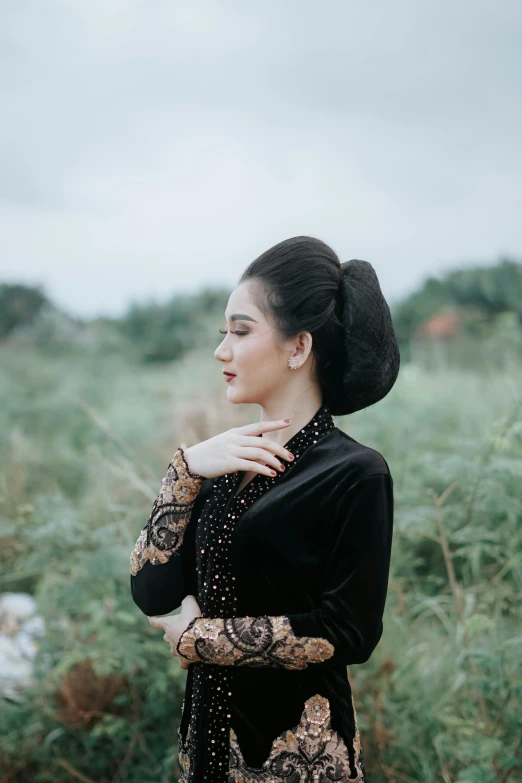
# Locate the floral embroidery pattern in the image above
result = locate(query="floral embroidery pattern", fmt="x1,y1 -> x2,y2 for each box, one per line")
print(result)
130,442 -> 203,575
178,721 -> 192,782
230,694 -> 366,782
176,615 -> 335,669
177,694 -> 366,782
351,695 -> 366,781
173,403 -> 341,781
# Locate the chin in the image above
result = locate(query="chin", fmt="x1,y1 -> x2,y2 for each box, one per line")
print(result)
226,387 -> 255,405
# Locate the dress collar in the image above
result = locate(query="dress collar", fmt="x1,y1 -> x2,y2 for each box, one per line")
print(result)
231,401 -> 336,500
280,401 -> 335,453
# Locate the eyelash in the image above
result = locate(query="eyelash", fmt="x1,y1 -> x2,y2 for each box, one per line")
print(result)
218,329 -> 248,336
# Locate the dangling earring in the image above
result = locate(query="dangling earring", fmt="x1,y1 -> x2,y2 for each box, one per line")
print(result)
288,356 -> 299,369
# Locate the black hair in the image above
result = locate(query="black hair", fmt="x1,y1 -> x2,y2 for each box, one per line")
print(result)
238,235 -> 400,417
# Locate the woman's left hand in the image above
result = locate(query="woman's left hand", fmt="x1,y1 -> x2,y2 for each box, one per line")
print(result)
148,594 -> 201,670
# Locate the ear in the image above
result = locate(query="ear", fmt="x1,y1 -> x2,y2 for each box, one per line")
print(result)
148,616 -> 166,630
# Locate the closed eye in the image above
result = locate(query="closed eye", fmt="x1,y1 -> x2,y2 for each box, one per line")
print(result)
218,329 -> 248,336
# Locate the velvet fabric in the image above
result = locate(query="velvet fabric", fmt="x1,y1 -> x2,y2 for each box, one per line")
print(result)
131,404 -> 394,781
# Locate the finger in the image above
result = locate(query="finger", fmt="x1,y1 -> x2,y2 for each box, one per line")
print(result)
235,458 -> 282,478
183,596 -> 202,615
234,446 -> 286,473
148,616 -> 165,629
171,645 -> 189,667
241,436 -> 294,462
239,419 -> 292,437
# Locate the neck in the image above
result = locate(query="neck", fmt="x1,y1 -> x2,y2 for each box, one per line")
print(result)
258,395 -> 324,447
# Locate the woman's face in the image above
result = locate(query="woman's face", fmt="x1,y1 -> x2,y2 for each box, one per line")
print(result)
214,281 -> 310,405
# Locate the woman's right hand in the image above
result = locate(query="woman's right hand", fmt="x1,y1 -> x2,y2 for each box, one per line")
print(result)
183,419 -> 295,479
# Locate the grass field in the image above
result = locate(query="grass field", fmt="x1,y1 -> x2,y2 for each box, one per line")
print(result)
0,347 -> 520,782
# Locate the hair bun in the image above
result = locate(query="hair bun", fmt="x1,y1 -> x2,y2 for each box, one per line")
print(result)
239,236 -> 399,417
336,258 -> 400,414
339,260 -> 355,333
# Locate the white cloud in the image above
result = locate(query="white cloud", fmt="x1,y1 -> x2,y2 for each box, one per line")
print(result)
1,0 -> 521,316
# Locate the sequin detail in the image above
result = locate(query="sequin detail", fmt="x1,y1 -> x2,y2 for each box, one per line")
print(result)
177,694 -> 366,782
177,615 -> 334,669
180,402 -> 338,782
129,442 -> 204,575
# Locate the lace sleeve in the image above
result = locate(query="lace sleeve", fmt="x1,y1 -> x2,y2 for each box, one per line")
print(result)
176,615 -> 335,670
130,442 -> 204,576
176,473 -> 394,669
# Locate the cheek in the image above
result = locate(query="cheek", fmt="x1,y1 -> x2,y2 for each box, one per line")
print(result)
238,336 -> 276,368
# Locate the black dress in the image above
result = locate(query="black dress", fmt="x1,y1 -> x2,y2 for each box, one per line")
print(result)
130,402 -> 394,782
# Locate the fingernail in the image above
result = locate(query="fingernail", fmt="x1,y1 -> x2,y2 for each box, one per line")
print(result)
284,418 -> 291,423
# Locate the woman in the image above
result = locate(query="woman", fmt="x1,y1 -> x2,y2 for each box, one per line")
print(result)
130,236 -> 400,782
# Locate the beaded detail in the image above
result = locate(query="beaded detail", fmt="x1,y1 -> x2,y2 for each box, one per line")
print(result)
177,402 -> 342,782
177,614 -> 334,669
177,693 -> 366,782
129,442 -> 204,575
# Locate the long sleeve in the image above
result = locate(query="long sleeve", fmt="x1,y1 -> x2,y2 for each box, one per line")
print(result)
130,442 -> 204,617
176,472 -> 393,669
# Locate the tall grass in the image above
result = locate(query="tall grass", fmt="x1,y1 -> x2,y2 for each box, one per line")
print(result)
0,348 -> 520,782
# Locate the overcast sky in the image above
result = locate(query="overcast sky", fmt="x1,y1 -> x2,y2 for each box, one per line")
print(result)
1,0 -> 521,318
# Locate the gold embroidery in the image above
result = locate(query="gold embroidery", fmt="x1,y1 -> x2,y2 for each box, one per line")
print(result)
130,443 -> 203,576
177,721 -> 191,782
351,693 -> 363,763
230,693 -> 365,782
176,615 -> 334,669
177,694 -> 366,782
229,694 -> 365,782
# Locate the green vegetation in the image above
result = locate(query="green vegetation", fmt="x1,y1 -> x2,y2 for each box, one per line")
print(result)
0,259 -> 521,781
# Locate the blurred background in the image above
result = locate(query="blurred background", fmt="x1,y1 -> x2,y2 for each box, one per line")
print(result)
1,2 -> 521,782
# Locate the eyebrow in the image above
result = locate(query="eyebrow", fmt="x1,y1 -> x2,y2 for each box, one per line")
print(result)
224,313 -> 258,323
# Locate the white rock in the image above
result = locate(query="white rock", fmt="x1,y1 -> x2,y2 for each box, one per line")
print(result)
0,592 -> 44,700
0,593 -> 37,620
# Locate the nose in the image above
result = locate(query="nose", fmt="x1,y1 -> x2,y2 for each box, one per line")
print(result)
214,342 -> 230,363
